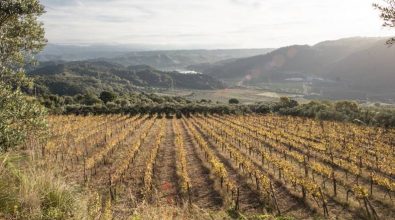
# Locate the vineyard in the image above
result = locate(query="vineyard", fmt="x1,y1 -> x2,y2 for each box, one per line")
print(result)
44,114 -> 395,219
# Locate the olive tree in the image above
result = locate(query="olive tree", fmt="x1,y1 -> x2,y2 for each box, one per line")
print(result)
0,0 -> 47,151
0,83 -> 47,151
374,0 -> 395,44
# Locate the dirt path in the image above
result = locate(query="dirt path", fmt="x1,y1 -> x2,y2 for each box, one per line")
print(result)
153,119 -> 180,205
179,119 -> 223,210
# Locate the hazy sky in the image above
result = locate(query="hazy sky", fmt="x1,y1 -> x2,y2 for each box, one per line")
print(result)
41,0 -> 393,49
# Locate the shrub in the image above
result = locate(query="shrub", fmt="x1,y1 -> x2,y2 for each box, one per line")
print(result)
229,98 -> 240,104
0,83 -> 47,151
99,91 -> 117,104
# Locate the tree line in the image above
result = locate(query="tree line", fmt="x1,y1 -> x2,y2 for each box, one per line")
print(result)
36,90 -> 395,128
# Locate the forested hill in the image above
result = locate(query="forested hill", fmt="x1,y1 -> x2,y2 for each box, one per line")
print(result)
28,61 -> 225,96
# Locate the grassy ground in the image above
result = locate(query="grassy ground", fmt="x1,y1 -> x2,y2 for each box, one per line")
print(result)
158,88 -> 307,104
0,152 -> 88,220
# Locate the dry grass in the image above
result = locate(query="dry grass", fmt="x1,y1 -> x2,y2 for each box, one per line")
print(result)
128,203 -> 229,220
0,153 -> 88,220
126,203 -> 298,220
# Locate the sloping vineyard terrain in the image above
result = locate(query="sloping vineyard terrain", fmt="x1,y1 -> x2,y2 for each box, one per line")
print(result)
44,114 -> 395,219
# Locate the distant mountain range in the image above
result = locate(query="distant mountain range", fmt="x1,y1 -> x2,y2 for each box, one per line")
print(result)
189,37 -> 395,101
38,44 -> 135,61
29,61 -> 225,96
103,49 -> 274,71
38,44 -> 274,70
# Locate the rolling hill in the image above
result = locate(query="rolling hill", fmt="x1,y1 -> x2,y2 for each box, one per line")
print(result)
102,49 -> 274,71
39,44 -> 273,71
189,37 -> 395,101
324,41 -> 395,95
29,61 -> 225,96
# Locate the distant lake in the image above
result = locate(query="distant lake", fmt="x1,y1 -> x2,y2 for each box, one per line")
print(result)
177,70 -> 202,74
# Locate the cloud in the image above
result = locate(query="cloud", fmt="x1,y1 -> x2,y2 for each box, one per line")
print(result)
95,15 -> 130,23
42,0 -> 83,7
229,0 -> 263,7
40,0 -> 393,49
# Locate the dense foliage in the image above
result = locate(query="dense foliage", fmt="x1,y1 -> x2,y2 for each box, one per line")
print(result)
278,100 -> 395,128
374,0 -> 395,44
28,61 -> 225,95
0,0 -> 47,151
228,98 -> 240,104
0,0 -> 46,85
0,83 -> 47,151
37,90 -> 395,128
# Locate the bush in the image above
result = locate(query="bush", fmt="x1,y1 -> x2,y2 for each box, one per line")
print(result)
374,111 -> 395,128
99,91 -> 117,104
256,104 -> 271,114
0,83 -> 47,151
229,98 -> 240,104
82,93 -> 101,105
105,102 -> 117,109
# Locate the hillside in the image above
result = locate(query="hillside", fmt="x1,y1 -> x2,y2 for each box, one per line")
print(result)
190,37 -> 395,101
39,44 -> 273,70
190,45 -> 323,80
191,37 -> 383,80
101,48 -> 274,70
325,40 -> 395,97
29,61 -> 225,96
